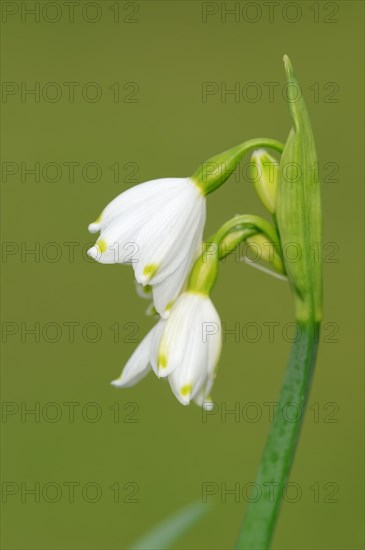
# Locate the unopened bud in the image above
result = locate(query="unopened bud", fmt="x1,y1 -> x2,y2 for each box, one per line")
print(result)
251,149 -> 279,214
246,233 -> 284,274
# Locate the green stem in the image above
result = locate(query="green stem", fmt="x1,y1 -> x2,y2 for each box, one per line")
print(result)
187,215 -> 284,295
235,321 -> 320,549
212,214 -> 280,248
192,138 -> 284,195
211,215 -> 285,274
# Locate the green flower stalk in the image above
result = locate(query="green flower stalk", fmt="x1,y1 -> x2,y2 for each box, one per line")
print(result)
192,138 -> 284,194
236,56 -> 323,549
188,214 -> 285,295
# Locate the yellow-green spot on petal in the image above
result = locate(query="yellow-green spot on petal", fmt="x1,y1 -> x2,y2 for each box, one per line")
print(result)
190,177 -> 205,196
95,213 -> 102,224
97,239 -> 107,253
143,264 -> 159,280
180,384 -> 192,397
165,301 -> 174,312
158,354 -> 168,370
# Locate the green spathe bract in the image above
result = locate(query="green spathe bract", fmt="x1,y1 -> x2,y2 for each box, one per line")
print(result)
276,55 -> 323,323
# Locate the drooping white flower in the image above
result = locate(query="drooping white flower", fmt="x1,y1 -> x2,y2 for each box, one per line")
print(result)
159,292 -> 222,406
111,291 -> 222,407
88,178 -> 206,317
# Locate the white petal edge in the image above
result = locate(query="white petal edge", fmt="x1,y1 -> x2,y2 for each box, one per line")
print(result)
111,323 -> 160,388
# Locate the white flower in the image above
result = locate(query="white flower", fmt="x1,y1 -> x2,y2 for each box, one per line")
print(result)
111,291 -> 222,407
88,178 -> 206,317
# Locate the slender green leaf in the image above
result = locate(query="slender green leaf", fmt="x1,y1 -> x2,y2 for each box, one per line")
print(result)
129,501 -> 211,550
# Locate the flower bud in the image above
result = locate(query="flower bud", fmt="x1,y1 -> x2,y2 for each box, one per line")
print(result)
251,149 -> 278,214
246,233 -> 284,274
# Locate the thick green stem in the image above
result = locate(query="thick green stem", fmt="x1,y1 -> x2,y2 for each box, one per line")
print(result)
235,321 -> 320,549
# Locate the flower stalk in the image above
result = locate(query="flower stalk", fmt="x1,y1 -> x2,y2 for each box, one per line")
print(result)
236,56 -> 323,548
236,321 -> 319,549
192,138 -> 284,194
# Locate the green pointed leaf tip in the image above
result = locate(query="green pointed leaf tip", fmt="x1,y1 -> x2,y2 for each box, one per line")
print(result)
276,56 -> 323,323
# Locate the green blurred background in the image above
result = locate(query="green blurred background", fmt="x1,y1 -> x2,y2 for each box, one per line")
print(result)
1,1 -> 364,548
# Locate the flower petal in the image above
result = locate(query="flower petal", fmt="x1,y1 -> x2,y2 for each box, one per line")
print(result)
152,257 -> 191,318
163,293 -> 222,405
151,228 -> 205,318
88,179 -> 192,265
111,323 -> 159,388
133,182 -> 205,285
159,295 -> 210,403
89,178 -> 185,234
149,320 -> 167,376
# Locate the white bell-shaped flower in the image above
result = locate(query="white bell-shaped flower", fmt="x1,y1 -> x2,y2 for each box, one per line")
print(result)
88,178 -> 206,317
158,292 -> 221,405
111,291 -> 222,407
